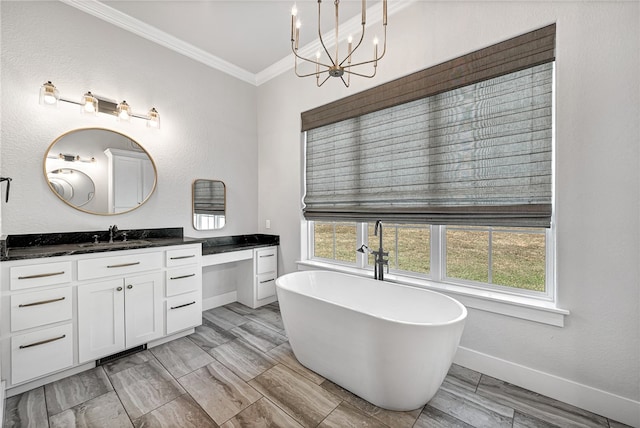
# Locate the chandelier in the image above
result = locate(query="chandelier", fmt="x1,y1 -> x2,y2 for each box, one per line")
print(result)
291,0 -> 387,87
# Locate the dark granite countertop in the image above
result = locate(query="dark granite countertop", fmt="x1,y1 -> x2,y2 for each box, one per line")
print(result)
0,228 -> 279,261
199,234 -> 279,255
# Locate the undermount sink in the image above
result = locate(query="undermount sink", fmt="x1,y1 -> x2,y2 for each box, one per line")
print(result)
78,240 -> 152,248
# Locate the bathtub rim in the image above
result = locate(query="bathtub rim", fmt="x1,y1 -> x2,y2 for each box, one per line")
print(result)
276,270 -> 468,328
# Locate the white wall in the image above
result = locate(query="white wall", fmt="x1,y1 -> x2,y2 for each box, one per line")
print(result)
1,0 -> 638,424
257,1 -> 639,424
1,1 -> 258,237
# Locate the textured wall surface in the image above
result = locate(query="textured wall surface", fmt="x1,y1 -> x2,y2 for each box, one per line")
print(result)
256,0 -> 640,413
1,1 -> 258,237
1,0 -> 638,423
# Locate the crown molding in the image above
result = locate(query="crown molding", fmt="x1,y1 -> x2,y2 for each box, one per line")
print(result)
59,0 -> 258,86
60,0 -> 416,87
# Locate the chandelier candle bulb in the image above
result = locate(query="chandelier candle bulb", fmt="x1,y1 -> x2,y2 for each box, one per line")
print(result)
291,5 -> 297,41
374,36 -> 378,65
383,0 -> 387,25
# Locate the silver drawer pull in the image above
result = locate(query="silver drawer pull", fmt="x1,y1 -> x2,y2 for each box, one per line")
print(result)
19,334 -> 66,349
170,255 -> 195,260
170,301 -> 196,310
260,279 -> 275,284
107,262 -> 141,268
259,254 -> 275,258
18,271 -> 65,280
18,296 -> 66,308
170,273 -> 196,280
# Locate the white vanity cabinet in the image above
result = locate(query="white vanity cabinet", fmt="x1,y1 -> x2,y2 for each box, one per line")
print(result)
237,246 -> 278,309
77,272 -> 163,363
0,243 -> 202,394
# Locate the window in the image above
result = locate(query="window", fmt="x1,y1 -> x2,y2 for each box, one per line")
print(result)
309,221 -> 551,298
302,25 -> 556,303
366,223 -> 430,276
444,226 -> 546,294
311,222 -> 357,265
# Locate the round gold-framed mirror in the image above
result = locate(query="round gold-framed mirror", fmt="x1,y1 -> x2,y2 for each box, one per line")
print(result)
43,128 -> 157,215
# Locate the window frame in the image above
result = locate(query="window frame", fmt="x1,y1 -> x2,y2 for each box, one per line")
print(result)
299,26 -> 564,325
301,219 -> 564,326
307,221 -> 554,300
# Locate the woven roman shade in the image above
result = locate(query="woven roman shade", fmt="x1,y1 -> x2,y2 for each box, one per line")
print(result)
302,25 -> 555,227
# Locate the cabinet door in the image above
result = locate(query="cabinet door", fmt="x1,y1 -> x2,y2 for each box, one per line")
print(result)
124,272 -> 163,348
78,279 -> 125,363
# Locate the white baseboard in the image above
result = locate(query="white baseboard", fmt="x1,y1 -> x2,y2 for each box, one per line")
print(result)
202,291 -> 237,311
455,346 -> 640,427
0,380 -> 5,425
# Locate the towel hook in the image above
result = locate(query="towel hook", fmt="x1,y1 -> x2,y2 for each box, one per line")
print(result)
0,177 -> 12,203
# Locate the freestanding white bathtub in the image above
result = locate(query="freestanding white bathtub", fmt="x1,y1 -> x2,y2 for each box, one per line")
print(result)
276,270 -> 467,411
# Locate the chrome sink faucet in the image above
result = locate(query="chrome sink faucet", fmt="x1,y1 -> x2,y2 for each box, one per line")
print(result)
357,220 -> 389,281
108,225 -> 118,243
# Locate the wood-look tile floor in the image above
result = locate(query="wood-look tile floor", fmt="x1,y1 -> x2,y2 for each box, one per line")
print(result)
3,302 -> 632,428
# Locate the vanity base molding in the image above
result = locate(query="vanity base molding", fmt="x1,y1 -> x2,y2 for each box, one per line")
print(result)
203,291 -> 238,311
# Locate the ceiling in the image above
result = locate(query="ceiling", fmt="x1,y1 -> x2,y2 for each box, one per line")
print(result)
61,0 -> 411,86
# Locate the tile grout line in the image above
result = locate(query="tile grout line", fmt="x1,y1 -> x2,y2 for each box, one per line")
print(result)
103,359 -> 154,426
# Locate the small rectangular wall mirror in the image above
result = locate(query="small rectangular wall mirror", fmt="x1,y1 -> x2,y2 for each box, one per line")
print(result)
193,179 -> 226,230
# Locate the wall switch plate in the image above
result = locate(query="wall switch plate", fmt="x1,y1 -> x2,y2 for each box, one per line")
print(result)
265,219 -> 271,229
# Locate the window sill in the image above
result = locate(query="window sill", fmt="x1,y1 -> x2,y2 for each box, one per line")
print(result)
296,260 -> 569,327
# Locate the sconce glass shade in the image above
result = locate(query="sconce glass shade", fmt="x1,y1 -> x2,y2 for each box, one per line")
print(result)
40,81 -> 60,106
147,107 -> 160,129
117,100 -> 131,122
81,91 -> 98,115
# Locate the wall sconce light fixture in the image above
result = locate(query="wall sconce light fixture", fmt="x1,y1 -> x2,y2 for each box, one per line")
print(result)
40,81 -> 160,129
47,153 -> 97,163
147,107 -> 160,128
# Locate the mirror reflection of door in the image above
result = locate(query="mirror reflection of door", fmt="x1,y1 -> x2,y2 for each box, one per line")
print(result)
193,179 -> 226,230
104,148 -> 155,213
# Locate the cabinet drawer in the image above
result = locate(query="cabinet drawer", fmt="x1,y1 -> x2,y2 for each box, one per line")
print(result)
10,261 -> 72,291
256,247 -> 277,274
256,273 -> 277,300
78,251 -> 162,280
11,287 -> 72,332
11,323 -> 73,385
166,292 -> 202,335
166,246 -> 201,268
166,266 -> 200,297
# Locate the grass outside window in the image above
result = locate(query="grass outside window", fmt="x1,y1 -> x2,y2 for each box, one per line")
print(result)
312,222 -> 546,294
445,226 -> 546,292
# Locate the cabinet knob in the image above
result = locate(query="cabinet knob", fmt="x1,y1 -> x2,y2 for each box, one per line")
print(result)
127,284 -> 133,289
116,286 -> 123,291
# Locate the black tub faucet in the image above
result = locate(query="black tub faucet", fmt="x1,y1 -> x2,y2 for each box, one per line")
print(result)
356,220 -> 389,281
